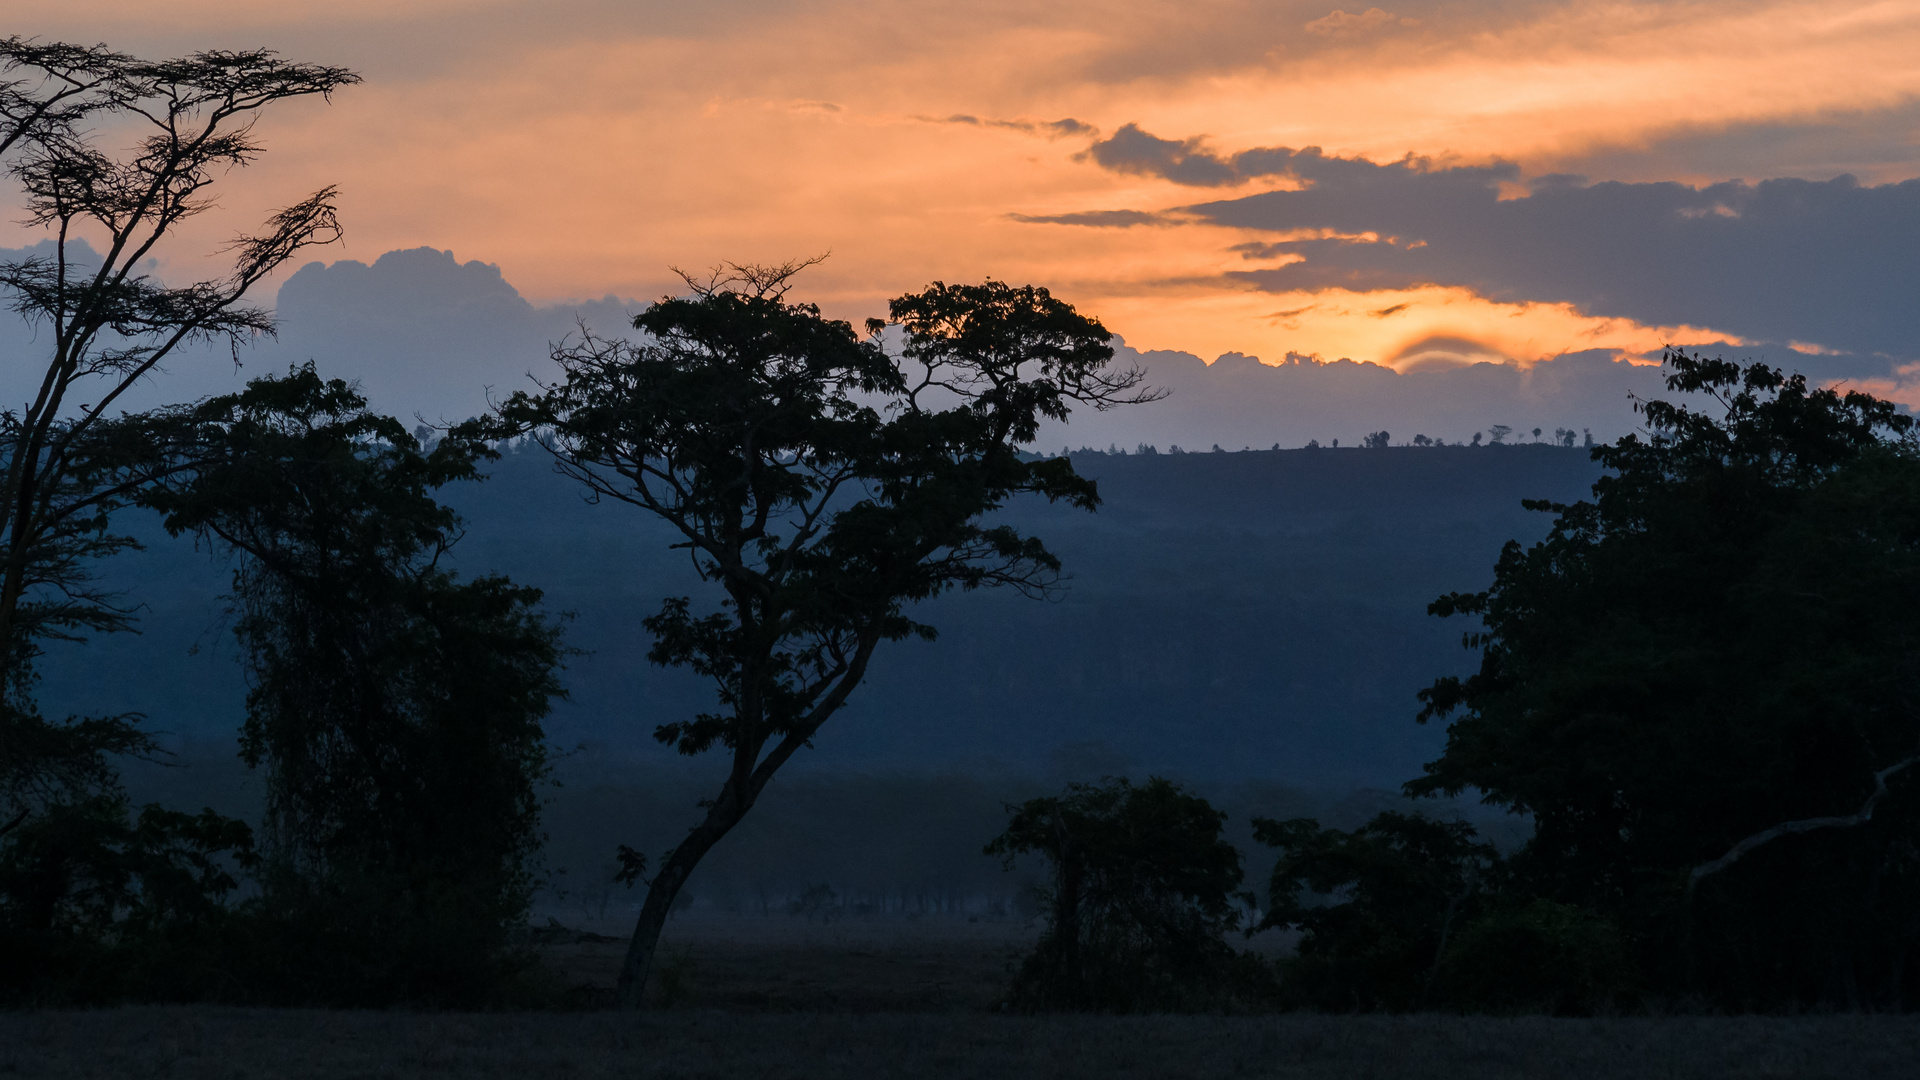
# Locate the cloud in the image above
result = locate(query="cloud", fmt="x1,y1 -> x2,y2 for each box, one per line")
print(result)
0,240 -> 1862,454
263,248 -> 642,421
1080,123 -> 1243,187
1541,99 -> 1920,188
1304,8 -> 1419,36
1032,341 -> 1676,451
0,246 -> 646,423
920,114 -> 1096,138
1080,125 -> 1920,366
1007,209 -> 1166,228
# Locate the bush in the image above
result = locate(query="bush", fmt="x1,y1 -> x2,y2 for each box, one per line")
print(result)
1257,811 -> 1497,1011
1433,899 -> 1638,1014
988,777 -> 1273,1012
0,795 -> 255,1005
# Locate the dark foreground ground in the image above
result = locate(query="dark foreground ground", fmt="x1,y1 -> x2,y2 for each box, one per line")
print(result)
535,912 -> 1052,1011
9,918 -> 1920,1079
9,1009 -> 1920,1080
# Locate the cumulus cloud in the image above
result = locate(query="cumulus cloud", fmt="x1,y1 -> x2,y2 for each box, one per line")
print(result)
1032,342 -> 1676,452
265,248 -> 640,420
1073,125 -> 1920,368
0,245 -> 641,423
0,238 -> 1695,451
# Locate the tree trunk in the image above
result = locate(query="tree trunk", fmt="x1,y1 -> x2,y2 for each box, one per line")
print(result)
1049,808 -> 1081,1003
613,786 -> 751,1007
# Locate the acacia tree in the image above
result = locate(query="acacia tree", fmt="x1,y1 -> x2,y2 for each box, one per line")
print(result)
0,40 -> 354,836
499,263 -> 1151,1005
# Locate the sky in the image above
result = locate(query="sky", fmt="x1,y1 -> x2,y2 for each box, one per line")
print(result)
8,0 -> 1920,430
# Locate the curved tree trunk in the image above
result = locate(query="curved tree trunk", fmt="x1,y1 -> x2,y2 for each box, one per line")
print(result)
613,779 -> 753,1006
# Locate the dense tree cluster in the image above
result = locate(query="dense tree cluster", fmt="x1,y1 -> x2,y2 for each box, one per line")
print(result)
1252,351 -> 1920,1012
990,351 -> 1920,1015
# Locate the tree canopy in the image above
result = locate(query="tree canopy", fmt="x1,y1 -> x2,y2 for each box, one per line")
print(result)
498,263 -> 1152,1005
143,367 -> 564,1003
1412,350 -> 1920,1006
0,37 -> 355,852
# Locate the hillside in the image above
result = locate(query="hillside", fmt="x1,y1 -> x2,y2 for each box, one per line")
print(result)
45,443 -> 1599,904
45,442 -> 1602,783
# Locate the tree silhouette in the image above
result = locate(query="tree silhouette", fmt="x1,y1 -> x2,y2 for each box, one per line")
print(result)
1254,811 -> 1498,1011
0,40 -> 355,838
1415,350 -> 1920,1005
987,776 -> 1262,1012
146,367 -> 564,1003
498,264 -> 1153,1005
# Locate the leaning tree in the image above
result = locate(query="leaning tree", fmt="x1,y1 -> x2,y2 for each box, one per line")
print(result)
0,39 -> 356,836
499,262 -> 1153,1004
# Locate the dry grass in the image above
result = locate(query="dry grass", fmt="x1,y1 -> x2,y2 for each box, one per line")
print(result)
6,1009 -> 1920,1079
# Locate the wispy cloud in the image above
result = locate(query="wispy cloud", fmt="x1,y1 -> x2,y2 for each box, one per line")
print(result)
1007,209 -> 1165,227
1304,8 -> 1419,37
918,114 -> 1096,138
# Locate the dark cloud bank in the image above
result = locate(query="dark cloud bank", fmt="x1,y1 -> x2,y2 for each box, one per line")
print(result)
2,242 -> 1691,447
1072,123 -> 1920,373
0,244 -> 639,424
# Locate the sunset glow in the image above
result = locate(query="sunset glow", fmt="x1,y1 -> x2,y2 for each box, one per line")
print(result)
11,0 -> 1919,376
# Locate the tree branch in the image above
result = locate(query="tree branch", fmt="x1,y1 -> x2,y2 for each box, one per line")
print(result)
1689,754 -> 1920,890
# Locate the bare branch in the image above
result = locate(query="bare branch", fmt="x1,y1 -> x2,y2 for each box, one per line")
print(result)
1690,754 -> 1920,889
670,254 -> 829,300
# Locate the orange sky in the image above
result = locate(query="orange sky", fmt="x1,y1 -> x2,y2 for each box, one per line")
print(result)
12,0 -> 1920,371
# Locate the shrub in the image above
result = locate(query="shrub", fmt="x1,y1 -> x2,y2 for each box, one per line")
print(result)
988,777 -> 1272,1012
1433,899 -> 1638,1014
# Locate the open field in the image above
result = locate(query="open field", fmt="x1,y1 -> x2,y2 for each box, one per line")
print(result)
536,912 -> 1299,1009
7,1008 -> 1920,1080
8,919 -> 1920,1079
536,912 -> 1045,1011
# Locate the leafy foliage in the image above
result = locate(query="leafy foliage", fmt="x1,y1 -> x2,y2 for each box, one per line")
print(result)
0,38 -> 354,660
0,41 -> 355,969
1256,811 -> 1496,1011
143,366 -> 565,1004
497,263 -> 1152,1004
1256,812 -> 1634,1013
1414,350 -> 1920,1007
0,793 -> 255,1004
1432,897 -> 1636,1015
988,777 -> 1269,1012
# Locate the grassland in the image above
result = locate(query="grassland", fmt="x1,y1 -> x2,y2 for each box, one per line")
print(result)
8,1008 -> 1920,1079
6,916 -> 1918,1079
